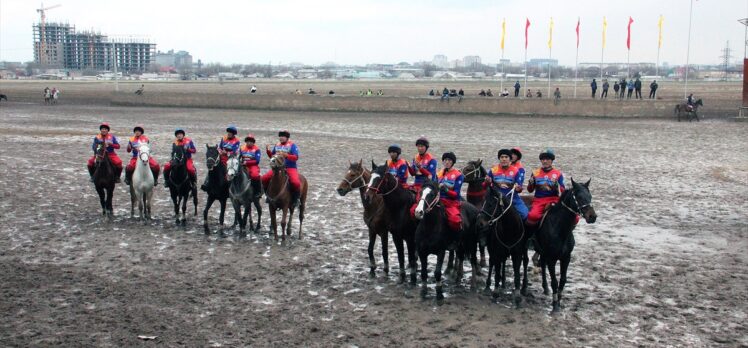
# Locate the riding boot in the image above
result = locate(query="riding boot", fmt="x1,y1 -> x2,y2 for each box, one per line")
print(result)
114,167 -> 122,183
251,180 -> 262,199
125,170 -> 132,186
290,190 -> 300,208
151,169 -> 159,186
163,170 -> 171,188
88,166 -> 95,182
200,177 -> 209,192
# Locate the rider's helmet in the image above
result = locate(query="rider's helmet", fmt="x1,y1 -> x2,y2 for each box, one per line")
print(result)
174,128 -> 185,136
539,148 -> 555,161
245,133 -> 256,142
510,147 -> 523,160
387,144 -> 402,155
278,130 -> 291,138
133,125 -> 144,134
441,152 -> 456,163
498,149 -> 513,159
226,125 -> 238,135
99,123 -> 110,131
415,136 -> 429,148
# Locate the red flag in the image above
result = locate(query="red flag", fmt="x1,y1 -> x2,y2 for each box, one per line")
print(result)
627,16 -> 634,50
576,18 -> 580,48
525,18 -> 531,49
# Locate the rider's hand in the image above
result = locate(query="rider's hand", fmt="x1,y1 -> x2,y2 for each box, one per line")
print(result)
266,144 -> 271,151
484,176 -> 491,183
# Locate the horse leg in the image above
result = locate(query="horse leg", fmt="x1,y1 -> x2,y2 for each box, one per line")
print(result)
435,251 -> 446,302
521,250 -> 530,296
203,196 -> 215,235
231,199 -> 241,228
97,187 -> 106,216
470,245 -> 480,291
367,228 -> 377,277
419,251 -> 429,299
479,245 -> 487,268
492,255 -> 501,299
280,208 -> 289,243
548,259 -> 560,312
218,199 -> 227,237
242,201 -> 250,238
558,256 -> 571,309
253,198 -> 262,232
392,233 -> 406,284
406,235 -> 418,285
501,258 -> 507,289
445,250 -> 454,278
130,187 -> 136,218
511,252 -> 523,308
146,191 -> 153,221
106,187 -> 114,220
269,205 -> 278,241
192,187 -> 198,216
380,230 -> 389,274
181,193 -> 188,225
541,256 -> 549,295
285,206 -> 293,237
297,199 -> 305,240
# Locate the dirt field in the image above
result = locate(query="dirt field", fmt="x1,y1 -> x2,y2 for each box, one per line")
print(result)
0,102 -> 746,347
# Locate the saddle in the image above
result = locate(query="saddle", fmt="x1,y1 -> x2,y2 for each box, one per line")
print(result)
686,105 -> 694,112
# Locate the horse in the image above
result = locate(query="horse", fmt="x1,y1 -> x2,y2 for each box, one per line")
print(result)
477,185 -> 530,307
44,89 -> 51,104
92,144 -> 117,220
226,153 -> 262,237
203,145 -> 230,236
168,145 -> 198,226
534,178 -> 597,312
461,159 -> 489,269
413,180 -> 480,301
337,160 -> 390,277
366,161 -> 419,284
674,99 -> 703,122
129,143 -> 155,221
0,94 -> 7,102
266,154 -> 308,242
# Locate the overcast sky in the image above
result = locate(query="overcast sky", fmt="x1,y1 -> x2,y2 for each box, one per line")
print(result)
1,0 -> 746,66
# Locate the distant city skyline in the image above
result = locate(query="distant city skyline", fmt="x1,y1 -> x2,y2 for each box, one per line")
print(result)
1,0 -> 746,67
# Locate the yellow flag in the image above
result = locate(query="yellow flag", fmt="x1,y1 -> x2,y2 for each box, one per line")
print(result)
548,17 -> 554,49
602,16 -> 608,49
501,18 -> 506,50
658,15 -> 664,48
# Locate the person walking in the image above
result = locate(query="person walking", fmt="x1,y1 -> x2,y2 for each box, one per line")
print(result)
601,79 -> 609,99
590,79 -> 598,98
649,80 -> 659,99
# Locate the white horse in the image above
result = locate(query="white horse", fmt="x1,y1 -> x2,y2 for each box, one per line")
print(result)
227,154 -> 261,237
130,143 -> 155,220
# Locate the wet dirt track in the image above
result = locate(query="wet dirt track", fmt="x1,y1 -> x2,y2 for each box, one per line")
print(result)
0,102 -> 747,347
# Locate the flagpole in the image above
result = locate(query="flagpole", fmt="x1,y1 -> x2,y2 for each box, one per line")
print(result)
656,15 -> 662,78
501,50 -> 505,93
600,17 -> 605,80
548,45 -> 552,98
627,49 -> 631,78
685,0 -> 694,99
574,45 -> 579,99
524,48 -> 528,99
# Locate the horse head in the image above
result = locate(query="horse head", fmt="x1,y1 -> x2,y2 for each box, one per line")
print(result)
205,144 -> 220,170
696,99 -> 704,107
414,179 -> 441,220
226,153 -> 242,180
364,161 -> 394,203
269,154 -> 286,172
337,159 -> 368,196
566,178 -> 597,224
138,143 -> 151,163
477,184 -> 511,229
171,144 -> 186,167
461,159 -> 486,183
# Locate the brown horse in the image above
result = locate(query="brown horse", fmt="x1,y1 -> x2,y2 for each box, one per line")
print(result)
674,98 -> 703,122
92,144 -> 117,220
337,160 -> 390,277
266,154 -> 308,242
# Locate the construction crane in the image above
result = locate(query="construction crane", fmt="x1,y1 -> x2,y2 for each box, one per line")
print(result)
37,3 -> 61,65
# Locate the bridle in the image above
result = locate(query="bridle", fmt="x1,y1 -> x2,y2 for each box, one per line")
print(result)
480,186 -> 524,249
206,151 -> 219,171
560,186 -> 590,216
367,173 -> 398,196
417,187 -> 441,214
462,163 -> 485,183
342,170 -> 367,190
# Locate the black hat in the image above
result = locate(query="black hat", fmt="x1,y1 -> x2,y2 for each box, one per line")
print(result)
278,130 -> 291,138
497,149 -> 513,159
174,128 -> 185,136
510,147 -> 523,160
226,125 -> 238,135
442,152 -> 456,163
133,125 -> 144,134
387,144 -> 401,154
99,122 -> 110,131
415,136 -> 429,148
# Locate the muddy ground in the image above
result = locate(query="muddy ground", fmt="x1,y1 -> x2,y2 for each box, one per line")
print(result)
0,102 -> 746,347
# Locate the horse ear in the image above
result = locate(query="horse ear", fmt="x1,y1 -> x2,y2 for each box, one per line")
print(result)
584,178 -> 591,188
371,160 -> 377,170
205,143 -> 210,149
477,159 -> 482,166
358,158 -> 363,167
570,177 -> 576,186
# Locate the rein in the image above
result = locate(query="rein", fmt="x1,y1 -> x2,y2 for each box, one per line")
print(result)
418,188 -> 441,214
481,187 -> 525,249
343,171 -> 367,190
368,174 -> 398,196
560,188 -> 589,216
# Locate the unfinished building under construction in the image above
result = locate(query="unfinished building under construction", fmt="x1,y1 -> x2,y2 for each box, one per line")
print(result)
33,22 -> 156,72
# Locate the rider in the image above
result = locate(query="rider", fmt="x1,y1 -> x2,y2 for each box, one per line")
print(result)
261,130 -> 301,207
87,123 -> 123,183
163,128 -> 197,188
437,152 -> 464,232
686,93 -> 695,111
408,136 -> 438,192
386,144 -> 409,189
219,125 -> 241,165
510,147 -> 526,193
124,125 -> 160,186
526,148 -> 577,227
240,133 -> 263,199
484,149 -> 528,221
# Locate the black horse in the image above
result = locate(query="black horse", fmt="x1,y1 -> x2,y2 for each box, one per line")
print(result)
202,145 -> 230,236
168,145 -> 198,226
366,161 -> 419,284
92,144 -> 116,220
478,185 -> 530,307
0,94 -> 7,102
534,178 -> 597,312
674,99 -> 703,122
413,180 -> 480,301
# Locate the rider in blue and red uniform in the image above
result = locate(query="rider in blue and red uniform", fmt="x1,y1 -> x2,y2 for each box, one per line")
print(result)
87,123 -> 123,183
163,128 -> 197,188
261,130 -> 302,207
240,133 -> 263,198
484,149 -> 528,220
408,136 -> 437,193
526,148 -> 578,226
386,144 -> 410,189
201,125 -> 240,191
124,125 -> 160,186
510,147 -> 526,193
437,152 -> 464,232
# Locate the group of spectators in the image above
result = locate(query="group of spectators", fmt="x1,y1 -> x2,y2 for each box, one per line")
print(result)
590,78 -> 659,100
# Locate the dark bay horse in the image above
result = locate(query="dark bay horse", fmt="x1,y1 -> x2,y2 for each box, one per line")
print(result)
337,160 -> 390,277
674,98 -> 703,122
478,185 -> 530,307
413,180 -> 480,301
366,162 -> 418,284
203,145 -> 230,236
227,153 -> 262,237
92,144 -> 116,220
534,178 -> 597,312
266,154 -> 308,242
461,159 -> 488,269
168,145 -> 197,226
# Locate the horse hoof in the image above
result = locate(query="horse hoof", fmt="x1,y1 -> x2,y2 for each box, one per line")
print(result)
492,291 -> 500,300
420,286 -> 428,299
369,269 -> 376,278
551,303 -> 561,313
